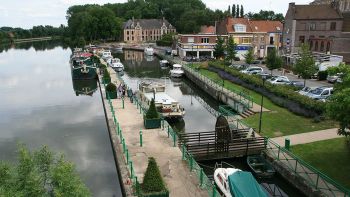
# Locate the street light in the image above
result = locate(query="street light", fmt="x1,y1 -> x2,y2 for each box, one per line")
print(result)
191,43 -> 194,68
258,76 -> 267,133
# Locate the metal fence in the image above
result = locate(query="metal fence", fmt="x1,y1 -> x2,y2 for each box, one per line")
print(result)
265,139 -> 350,197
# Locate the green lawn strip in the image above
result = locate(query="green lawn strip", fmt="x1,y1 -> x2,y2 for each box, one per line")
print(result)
291,138 -> 350,189
192,67 -> 337,137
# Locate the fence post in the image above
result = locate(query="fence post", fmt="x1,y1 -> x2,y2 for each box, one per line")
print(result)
277,146 -> 280,160
182,144 -> 186,160
173,132 -> 176,147
190,155 -> 194,171
126,149 -> 129,164
212,185 -> 217,197
140,129 -> 143,147
200,168 -> 204,187
285,138 -> 290,150
167,125 -> 170,138
130,161 -> 134,179
294,160 -> 298,173
122,138 -> 126,153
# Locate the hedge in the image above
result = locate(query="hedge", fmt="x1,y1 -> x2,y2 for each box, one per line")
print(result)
142,157 -> 167,193
207,61 -> 325,117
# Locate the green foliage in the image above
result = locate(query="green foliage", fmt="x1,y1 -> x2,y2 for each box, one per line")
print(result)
327,64 -> 350,137
225,36 -> 237,63
106,83 -> 117,92
142,157 -> 166,193
236,4 -> 240,18
214,36 -> 225,59
0,145 -> 90,196
244,48 -> 254,65
146,99 -> 159,119
156,33 -> 174,46
232,5 -> 236,17
293,44 -> 317,86
103,69 -> 111,80
265,48 -> 283,75
317,70 -> 328,80
245,10 -> 284,22
240,5 -> 244,18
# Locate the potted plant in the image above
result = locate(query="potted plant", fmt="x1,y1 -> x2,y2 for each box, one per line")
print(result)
140,157 -> 169,197
105,83 -> 117,99
103,69 -> 111,84
144,99 -> 161,129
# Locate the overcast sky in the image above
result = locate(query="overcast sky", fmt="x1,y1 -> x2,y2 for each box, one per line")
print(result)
0,0 -> 312,29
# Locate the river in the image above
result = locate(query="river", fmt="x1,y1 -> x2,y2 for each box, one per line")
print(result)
0,41 -> 122,197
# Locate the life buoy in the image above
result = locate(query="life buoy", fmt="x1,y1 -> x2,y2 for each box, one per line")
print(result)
125,178 -> 131,185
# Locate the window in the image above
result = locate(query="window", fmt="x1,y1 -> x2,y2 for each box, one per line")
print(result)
242,38 -> 252,44
299,36 -> 305,44
309,23 -> 316,30
188,37 -> 194,43
315,41 -> 319,51
330,22 -> 336,30
269,36 -> 274,45
326,42 -> 331,52
127,31 -> 129,35
201,38 -> 209,43
234,24 -> 246,32
320,41 -> 324,51
260,36 -> 265,42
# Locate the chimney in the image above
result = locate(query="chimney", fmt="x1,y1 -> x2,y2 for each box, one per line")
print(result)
289,2 -> 295,8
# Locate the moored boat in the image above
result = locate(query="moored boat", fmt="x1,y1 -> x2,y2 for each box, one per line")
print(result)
214,168 -> 268,197
137,81 -> 185,119
247,155 -> 276,178
170,64 -> 184,77
160,60 -> 169,67
102,50 -> 113,61
144,46 -> 154,56
70,51 -> 97,80
108,58 -> 124,72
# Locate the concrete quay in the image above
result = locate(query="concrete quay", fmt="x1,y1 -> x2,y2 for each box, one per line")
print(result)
99,66 -> 209,197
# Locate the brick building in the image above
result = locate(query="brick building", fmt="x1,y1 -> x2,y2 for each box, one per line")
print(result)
123,18 -> 176,43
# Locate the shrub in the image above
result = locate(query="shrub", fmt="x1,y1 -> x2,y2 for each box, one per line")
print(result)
103,69 -> 110,80
106,83 -> 116,92
318,70 -> 328,80
146,99 -> 159,119
91,55 -> 100,64
142,157 -> 166,193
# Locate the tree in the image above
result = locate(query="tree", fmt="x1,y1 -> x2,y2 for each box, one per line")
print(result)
236,5 -> 240,18
265,48 -> 283,75
293,44 -> 318,87
0,145 -> 90,196
244,48 -> 254,64
228,5 -> 231,14
245,10 -> 284,22
232,5 -> 236,17
146,99 -> 159,119
225,36 -> 237,64
214,36 -> 225,59
326,63 -> 350,138
142,157 -> 166,193
240,5 -> 244,18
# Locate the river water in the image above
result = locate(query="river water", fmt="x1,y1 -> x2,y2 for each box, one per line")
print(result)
0,41 -> 122,197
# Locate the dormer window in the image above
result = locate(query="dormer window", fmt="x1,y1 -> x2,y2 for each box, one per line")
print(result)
234,24 -> 246,32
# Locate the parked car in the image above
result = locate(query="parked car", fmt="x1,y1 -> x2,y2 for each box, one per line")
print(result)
240,66 -> 263,75
306,86 -> 334,100
327,73 -> 342,83
297,86 -> 316,95
289,81 -> 304,89
266,76 -> 290,85
229,64 -> 249,70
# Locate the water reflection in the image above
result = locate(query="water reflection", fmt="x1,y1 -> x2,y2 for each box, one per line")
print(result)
72,79 -> 98,96
0,43 -> 122,196
0,39 -> 68,53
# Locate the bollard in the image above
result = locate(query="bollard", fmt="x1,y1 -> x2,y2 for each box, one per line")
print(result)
122,98 -> 125,109
285,138 -> 290,150
200,168 -> 204,187
140,129 -> 143,147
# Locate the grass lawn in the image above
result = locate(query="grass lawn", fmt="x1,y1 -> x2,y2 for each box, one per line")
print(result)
192,66 -> 338,137
291,138 -> 350,189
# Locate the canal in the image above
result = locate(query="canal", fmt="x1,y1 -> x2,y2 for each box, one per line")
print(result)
0,41 -> 122,197
116,49 -> 305,197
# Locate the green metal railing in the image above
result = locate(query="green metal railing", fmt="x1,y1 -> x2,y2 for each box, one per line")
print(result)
265,139 -> 350,197
183,64 -> 254,111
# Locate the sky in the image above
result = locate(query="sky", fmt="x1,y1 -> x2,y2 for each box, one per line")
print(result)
0,0 -> 312,29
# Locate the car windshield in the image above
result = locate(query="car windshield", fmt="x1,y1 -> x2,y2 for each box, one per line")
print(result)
310,88 -> 323,95
302,87 -> 311,92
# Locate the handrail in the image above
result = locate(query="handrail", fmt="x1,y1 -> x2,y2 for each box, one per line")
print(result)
266,139 -> 350,197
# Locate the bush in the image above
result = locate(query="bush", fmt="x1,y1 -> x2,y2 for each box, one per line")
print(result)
207,61 -> 325,117
146,99 -> 159,119
106,83 -> 116,92
91,55 -> 100,64
142,157 -> 166,193
318,70 -> 328,80
103,69 -> 111,80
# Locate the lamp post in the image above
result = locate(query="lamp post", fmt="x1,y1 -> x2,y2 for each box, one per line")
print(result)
258,76 -> 266,133
222,51 -> 227,92
191,43 -> 194,67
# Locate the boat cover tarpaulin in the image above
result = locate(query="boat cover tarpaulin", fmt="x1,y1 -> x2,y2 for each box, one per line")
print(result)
228,171 -> 268,197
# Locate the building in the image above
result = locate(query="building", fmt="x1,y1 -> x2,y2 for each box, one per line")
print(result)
311,0 -> 350,12
216,17 -> 282,59
123,18 -> 176,43
177,26 -> 216,58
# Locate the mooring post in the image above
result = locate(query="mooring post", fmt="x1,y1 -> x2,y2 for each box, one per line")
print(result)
122,98 -> 124,109
139,129 -> 143,147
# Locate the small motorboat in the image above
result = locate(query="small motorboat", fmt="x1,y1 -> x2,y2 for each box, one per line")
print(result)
170,64 -> 184,77
108,58 -> 124,72
102,50 -> 113,61
160,59 -> 169,66
247,155 -> 276,178
214,168 -> 268,197
144,46 -> 154,56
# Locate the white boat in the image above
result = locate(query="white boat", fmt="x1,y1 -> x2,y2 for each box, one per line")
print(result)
102,50 -> 113,61
214,168 -> 268,197
108,58 -> 124,72
138,81 -> 185,119
144,46 -> 154,56
160,60 -> 169,67
170,64 -> 184,77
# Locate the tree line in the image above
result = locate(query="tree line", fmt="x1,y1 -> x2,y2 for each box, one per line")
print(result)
0,25 -> 67,43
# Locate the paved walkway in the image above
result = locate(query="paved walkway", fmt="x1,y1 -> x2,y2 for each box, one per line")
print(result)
106,67 -> 208,197
271,128 -> 341,146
